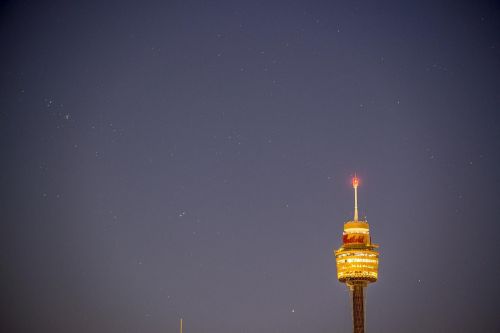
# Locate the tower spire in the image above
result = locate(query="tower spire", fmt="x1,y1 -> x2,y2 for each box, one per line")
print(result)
180,318 -> 183,333
352,175 -> 359,221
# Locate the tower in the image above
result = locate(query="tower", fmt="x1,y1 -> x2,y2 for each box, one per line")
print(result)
334,176 -> 379,333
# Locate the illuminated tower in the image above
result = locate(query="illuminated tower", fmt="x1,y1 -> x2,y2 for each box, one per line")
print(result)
334,176 -> 379,333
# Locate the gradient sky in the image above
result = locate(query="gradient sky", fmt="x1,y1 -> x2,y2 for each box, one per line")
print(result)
2,1 -> 500,332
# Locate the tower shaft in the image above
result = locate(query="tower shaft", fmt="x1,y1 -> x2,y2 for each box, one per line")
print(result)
351,284 -> 365,333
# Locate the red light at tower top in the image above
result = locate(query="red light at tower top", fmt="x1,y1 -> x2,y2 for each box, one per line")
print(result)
352,175 -> 360,188
352,174 -> 360,221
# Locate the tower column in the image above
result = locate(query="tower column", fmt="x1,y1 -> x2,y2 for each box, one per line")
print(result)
351,284 -> 365,333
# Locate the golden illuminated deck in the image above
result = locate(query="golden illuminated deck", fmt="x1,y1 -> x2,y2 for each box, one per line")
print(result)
335,219 -> 379,283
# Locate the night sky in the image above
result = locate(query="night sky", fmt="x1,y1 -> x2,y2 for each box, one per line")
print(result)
2,1 -> 500,332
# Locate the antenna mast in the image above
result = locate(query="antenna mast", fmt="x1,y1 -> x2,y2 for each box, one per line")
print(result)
353,175 -> 359,221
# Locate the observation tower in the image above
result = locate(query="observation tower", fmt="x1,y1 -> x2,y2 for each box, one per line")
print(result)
334,176 -> 379,333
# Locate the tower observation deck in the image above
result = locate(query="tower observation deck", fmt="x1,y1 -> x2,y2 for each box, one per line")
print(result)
334,176 -> 379,333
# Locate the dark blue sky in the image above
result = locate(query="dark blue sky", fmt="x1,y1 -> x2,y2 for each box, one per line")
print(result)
2,1 -> 500,332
